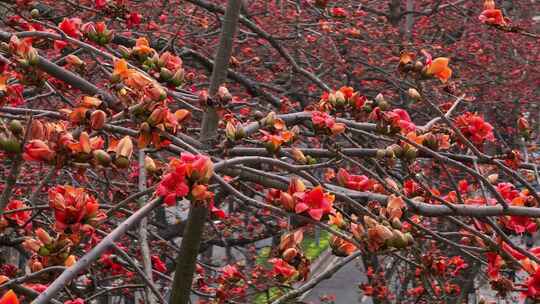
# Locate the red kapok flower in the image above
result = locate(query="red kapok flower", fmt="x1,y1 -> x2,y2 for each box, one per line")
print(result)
525,268 -> 540,300
331,7 -> 347,18
336,168 -> 374,191
486,252 -> 504,279
455,112 -> 494,146
479,9 -> 507,26
294,186 -> 334,221
505,215 -> 537,234
269,258 -> 298,280
311,111 -> 345,135
156,153 -> 213,206
23,140 -> 56,162
99,253 -> 124,274
126,13 -> 142,28
58,18 -> 81,38
155,162 -> 189,206
4,200 -> 31,226
151,255 -> 167,273
95,0 -> 107,9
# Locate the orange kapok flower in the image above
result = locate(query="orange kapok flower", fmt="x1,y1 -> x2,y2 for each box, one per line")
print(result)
48,185 -> 104,233
132,37 -> 154,57
0,290 -> 18,304
0,75 -> 7,93
330,235 -> 357,257
425,57 -> 452,83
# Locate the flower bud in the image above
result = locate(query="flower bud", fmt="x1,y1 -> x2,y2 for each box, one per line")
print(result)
336,168 -> 350,186
150,53 -> 160,65
487,174 -> 499,184
38,246 -> 50,256
413,61 -> 424,73
8,119 -> 23,135
30,260 -> 43,272
375,93 -> 385,104
30,8 -> 40,18
403,146 -> 417,161
118,45 -> 131,58
90,110 -> 107,130
279,192 -> 295,211
30,120 -> 44,140
422,133 -> 438,150
144,155 -> 157,173
82,22 -> 96,37
198,90 -> 208,107
174,109 -> 191,124
64,255 -> 77,267
264,112 -> 276,128
390,229 -> 408,248
334,90 -> 346,106
327,92 -> 337,105
330,236 -> 356,257
23,239 -> 41,252
282,247 -> 298,262
159,67 -> 173,81
375,224 -> 394,242
140,121 -> 151,133
363,216 -> 378,228
291,148 -> 307,164
114,156 -> 130,169
147,85 -> 167,101
82,96 -> 103,108
147,108 -> 165,126
0,135 -> 21,153
79,132 -> 92,154
27,48 -> 39,65
375,149 -> 386,159
404,232 -> 414,245
170,68 -> 185,86
65,54 -> 84,67
217,86 -> 232,103
391,218 -> 402,229
351,222 -> 365,241
288,177 -> 306,193
387,144 -> 403,158
93,149 -> 111,166
115,136 -> 133,159
35,228 -> 52,245
407,88 -> 421,101
330,123 -> 345,136
236,127 -> 246,140
225,122 -> 237,141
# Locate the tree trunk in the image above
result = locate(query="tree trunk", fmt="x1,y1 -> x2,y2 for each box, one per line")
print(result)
138,150 -> 155,304
169,1 -> 242,303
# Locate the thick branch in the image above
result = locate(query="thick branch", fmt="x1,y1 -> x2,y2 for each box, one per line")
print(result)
170,1 -> 242,304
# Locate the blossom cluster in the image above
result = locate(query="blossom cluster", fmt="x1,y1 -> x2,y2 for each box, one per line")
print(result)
268,178 -> 335,221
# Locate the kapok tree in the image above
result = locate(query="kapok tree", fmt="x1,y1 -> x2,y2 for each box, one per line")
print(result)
0,0 -> 539,303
